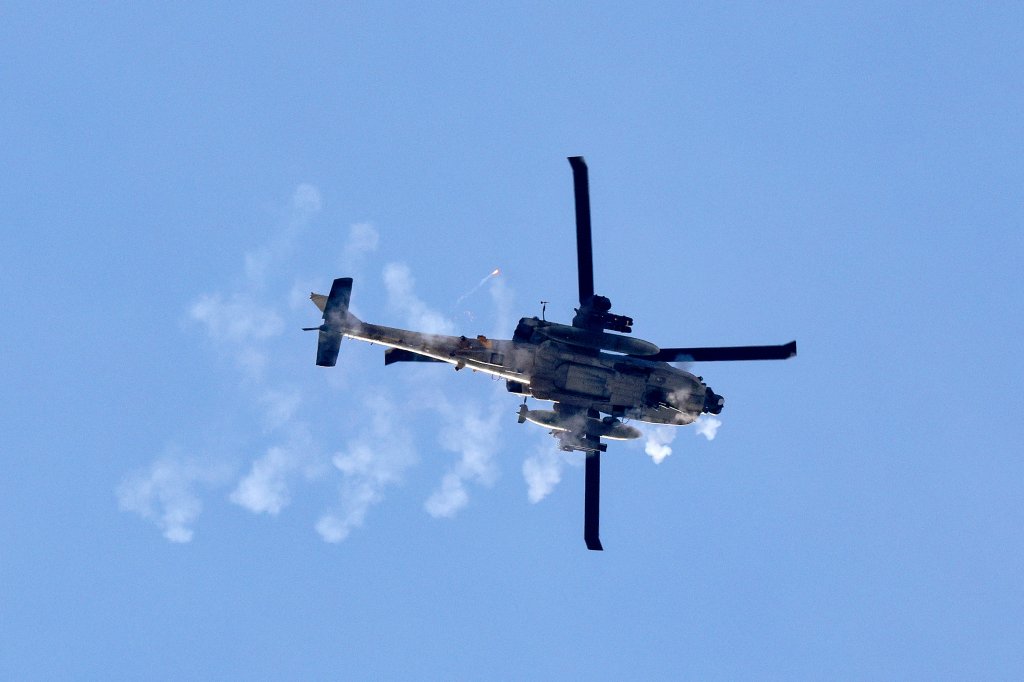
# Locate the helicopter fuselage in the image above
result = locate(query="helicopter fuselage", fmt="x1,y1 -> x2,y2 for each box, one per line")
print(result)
343,315 -> 721,425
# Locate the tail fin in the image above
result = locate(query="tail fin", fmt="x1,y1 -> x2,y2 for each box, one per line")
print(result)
312,277 -> 355,367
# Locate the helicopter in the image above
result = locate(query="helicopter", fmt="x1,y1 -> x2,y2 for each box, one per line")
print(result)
306,156 -> 796,550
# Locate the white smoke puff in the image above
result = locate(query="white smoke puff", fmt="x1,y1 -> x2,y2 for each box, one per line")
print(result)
315,474 -> 385,544
644,426 -> 676,464
523,451 -> 563,503
123,185 -> 330,543
334,222 -> 381,275
316,479 -> 383,543
424,406 -> 502,518
231,422 -> 323,518
189,294 -> 285,343
383,262 -> 455,334
117,457 -> 231,543
316,398 -> 417,543
346,222 -> 379,255
315,514 -> 350,543
189,294 -> 283,381
244,183 -> 321,283
229,446 -> 298,515
694,415 -> 722,441
522,444 -> 580,503
424,472 -> 470,518
487,275 -> 515,338
292,183 -> 322,213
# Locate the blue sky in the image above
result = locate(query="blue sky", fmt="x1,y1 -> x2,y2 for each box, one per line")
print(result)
2,3 -> 1021,679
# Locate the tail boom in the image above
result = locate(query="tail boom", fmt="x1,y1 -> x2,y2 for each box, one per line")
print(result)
308,277 -> 530,384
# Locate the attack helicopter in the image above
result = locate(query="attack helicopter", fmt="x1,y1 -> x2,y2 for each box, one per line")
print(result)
306,157 -> 796,550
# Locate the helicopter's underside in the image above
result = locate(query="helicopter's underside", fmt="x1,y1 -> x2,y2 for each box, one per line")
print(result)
340,319 -> 715,427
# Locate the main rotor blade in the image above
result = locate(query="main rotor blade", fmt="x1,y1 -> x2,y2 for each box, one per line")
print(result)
584,451 -> 603,551
646,340 -> 797,363
569,156 -> 595,305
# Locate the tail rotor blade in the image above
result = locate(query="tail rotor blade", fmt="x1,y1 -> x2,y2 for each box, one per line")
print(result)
584,451 -> 603,551
569,156 -> 595,305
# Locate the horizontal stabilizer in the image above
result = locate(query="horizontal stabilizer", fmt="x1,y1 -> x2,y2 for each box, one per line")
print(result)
645,340 -> 797,363
322,277 -> 353,330
312,277 -> 354,367
384,348 -> 445,366
316,330 -> 342,367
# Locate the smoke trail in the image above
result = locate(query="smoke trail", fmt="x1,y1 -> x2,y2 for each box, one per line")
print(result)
452,268 -> 501,310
